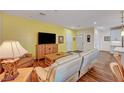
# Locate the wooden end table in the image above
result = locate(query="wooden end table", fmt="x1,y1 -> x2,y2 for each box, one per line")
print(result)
0,67 -> 33,82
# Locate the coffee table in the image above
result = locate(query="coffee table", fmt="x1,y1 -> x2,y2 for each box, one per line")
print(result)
45,52 -> 68,66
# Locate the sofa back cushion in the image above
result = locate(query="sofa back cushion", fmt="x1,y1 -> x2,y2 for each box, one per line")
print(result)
55,54 -> 79,65
81,49 -> 99,69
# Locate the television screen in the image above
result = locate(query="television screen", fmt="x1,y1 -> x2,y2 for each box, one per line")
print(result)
38,32 -> 56,44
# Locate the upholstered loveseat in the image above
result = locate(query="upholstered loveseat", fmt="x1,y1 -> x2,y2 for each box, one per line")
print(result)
34,49 -> 99,82
35,53 -> 82,82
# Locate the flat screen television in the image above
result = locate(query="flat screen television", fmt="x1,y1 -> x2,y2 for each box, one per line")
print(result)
38,32 -> 56,44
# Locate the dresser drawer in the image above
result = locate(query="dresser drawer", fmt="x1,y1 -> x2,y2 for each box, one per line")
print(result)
52,44 -> 58,53
45,44 -> 53,54
36,45 -> 45,59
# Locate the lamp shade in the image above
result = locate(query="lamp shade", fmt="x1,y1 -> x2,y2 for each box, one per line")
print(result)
0,41 -> 28,59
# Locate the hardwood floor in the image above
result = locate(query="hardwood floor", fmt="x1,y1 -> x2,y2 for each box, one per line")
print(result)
78,51 -> 116,82
33,51 -> 116,82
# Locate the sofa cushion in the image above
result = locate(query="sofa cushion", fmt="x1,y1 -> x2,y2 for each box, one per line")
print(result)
79,49 -> 97,57
55,54 -> 79,65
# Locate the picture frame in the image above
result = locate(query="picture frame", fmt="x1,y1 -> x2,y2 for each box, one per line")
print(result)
58,36 -> 64,43
104,36 -> 111,41
87,35 -> 90,42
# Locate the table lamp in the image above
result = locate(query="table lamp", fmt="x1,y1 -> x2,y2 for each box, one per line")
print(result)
0,41 -> 28,81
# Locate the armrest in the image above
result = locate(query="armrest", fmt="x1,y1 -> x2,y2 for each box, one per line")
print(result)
34,67 -> 49,82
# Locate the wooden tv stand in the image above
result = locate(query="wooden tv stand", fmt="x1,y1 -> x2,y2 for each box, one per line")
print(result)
36,44 -> 58,61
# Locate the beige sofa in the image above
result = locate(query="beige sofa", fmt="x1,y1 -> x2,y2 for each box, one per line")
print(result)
35,54 -> 82,82
35,49 -> 99,82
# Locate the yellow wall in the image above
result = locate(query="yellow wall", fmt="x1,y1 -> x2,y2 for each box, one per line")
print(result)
0,13 -> 76,57
0,13 -> 2,44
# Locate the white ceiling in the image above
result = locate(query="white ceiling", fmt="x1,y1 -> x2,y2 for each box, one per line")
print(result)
1,10 -> 122,29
